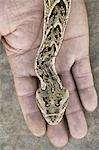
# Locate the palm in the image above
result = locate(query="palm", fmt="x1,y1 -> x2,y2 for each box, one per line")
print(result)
1,0 -> 97,147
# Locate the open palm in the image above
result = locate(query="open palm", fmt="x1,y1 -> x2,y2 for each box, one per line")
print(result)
1,0 -> 97,147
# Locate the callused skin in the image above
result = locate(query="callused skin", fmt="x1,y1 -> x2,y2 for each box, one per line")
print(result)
35,0 -> 71,125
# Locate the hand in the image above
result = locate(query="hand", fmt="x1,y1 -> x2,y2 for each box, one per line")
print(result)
1,0 -> 97,147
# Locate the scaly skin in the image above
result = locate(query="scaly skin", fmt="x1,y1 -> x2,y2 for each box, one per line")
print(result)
35,0 -> 71,125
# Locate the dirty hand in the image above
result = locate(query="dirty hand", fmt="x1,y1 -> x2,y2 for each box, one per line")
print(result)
0,0 -> 97,147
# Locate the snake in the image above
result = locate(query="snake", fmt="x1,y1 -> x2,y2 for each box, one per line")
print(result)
35,0 -> 71,125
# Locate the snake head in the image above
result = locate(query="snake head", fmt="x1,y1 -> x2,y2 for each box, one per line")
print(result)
36,87 -> 69,125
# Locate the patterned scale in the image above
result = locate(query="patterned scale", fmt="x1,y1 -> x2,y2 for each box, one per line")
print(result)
35,0 -> 71,125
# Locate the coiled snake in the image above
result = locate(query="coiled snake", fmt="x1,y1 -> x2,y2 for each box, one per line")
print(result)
35,0 -> 71,125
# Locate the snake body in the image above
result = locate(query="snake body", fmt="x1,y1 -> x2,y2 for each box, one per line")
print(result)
35,0 -> 71,125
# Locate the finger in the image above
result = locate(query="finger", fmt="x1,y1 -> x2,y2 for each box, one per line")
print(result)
60,71 -> 87,139
13,76 -> 46,137
72,56 -> 98,112
2,32 -> 46,137
1,2 -> 46,136
47,119 -> 68,147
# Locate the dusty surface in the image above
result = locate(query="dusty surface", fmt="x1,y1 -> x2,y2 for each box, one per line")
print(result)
0,0 -> 99,149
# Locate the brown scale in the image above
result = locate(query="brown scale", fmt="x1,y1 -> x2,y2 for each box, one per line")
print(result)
35,0 -> 71,125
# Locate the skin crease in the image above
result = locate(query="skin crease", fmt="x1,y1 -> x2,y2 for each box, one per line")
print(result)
0,0 -> 98,147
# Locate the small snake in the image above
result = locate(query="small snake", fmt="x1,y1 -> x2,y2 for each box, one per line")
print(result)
35,0 -> 71,125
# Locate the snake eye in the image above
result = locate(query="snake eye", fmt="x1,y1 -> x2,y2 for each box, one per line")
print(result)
55,98 -> 62,107
55,103 -> 60,107
45,101 -> 50,107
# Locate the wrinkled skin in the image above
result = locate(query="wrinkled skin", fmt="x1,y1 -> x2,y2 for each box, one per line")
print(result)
0,0 -> 98,148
